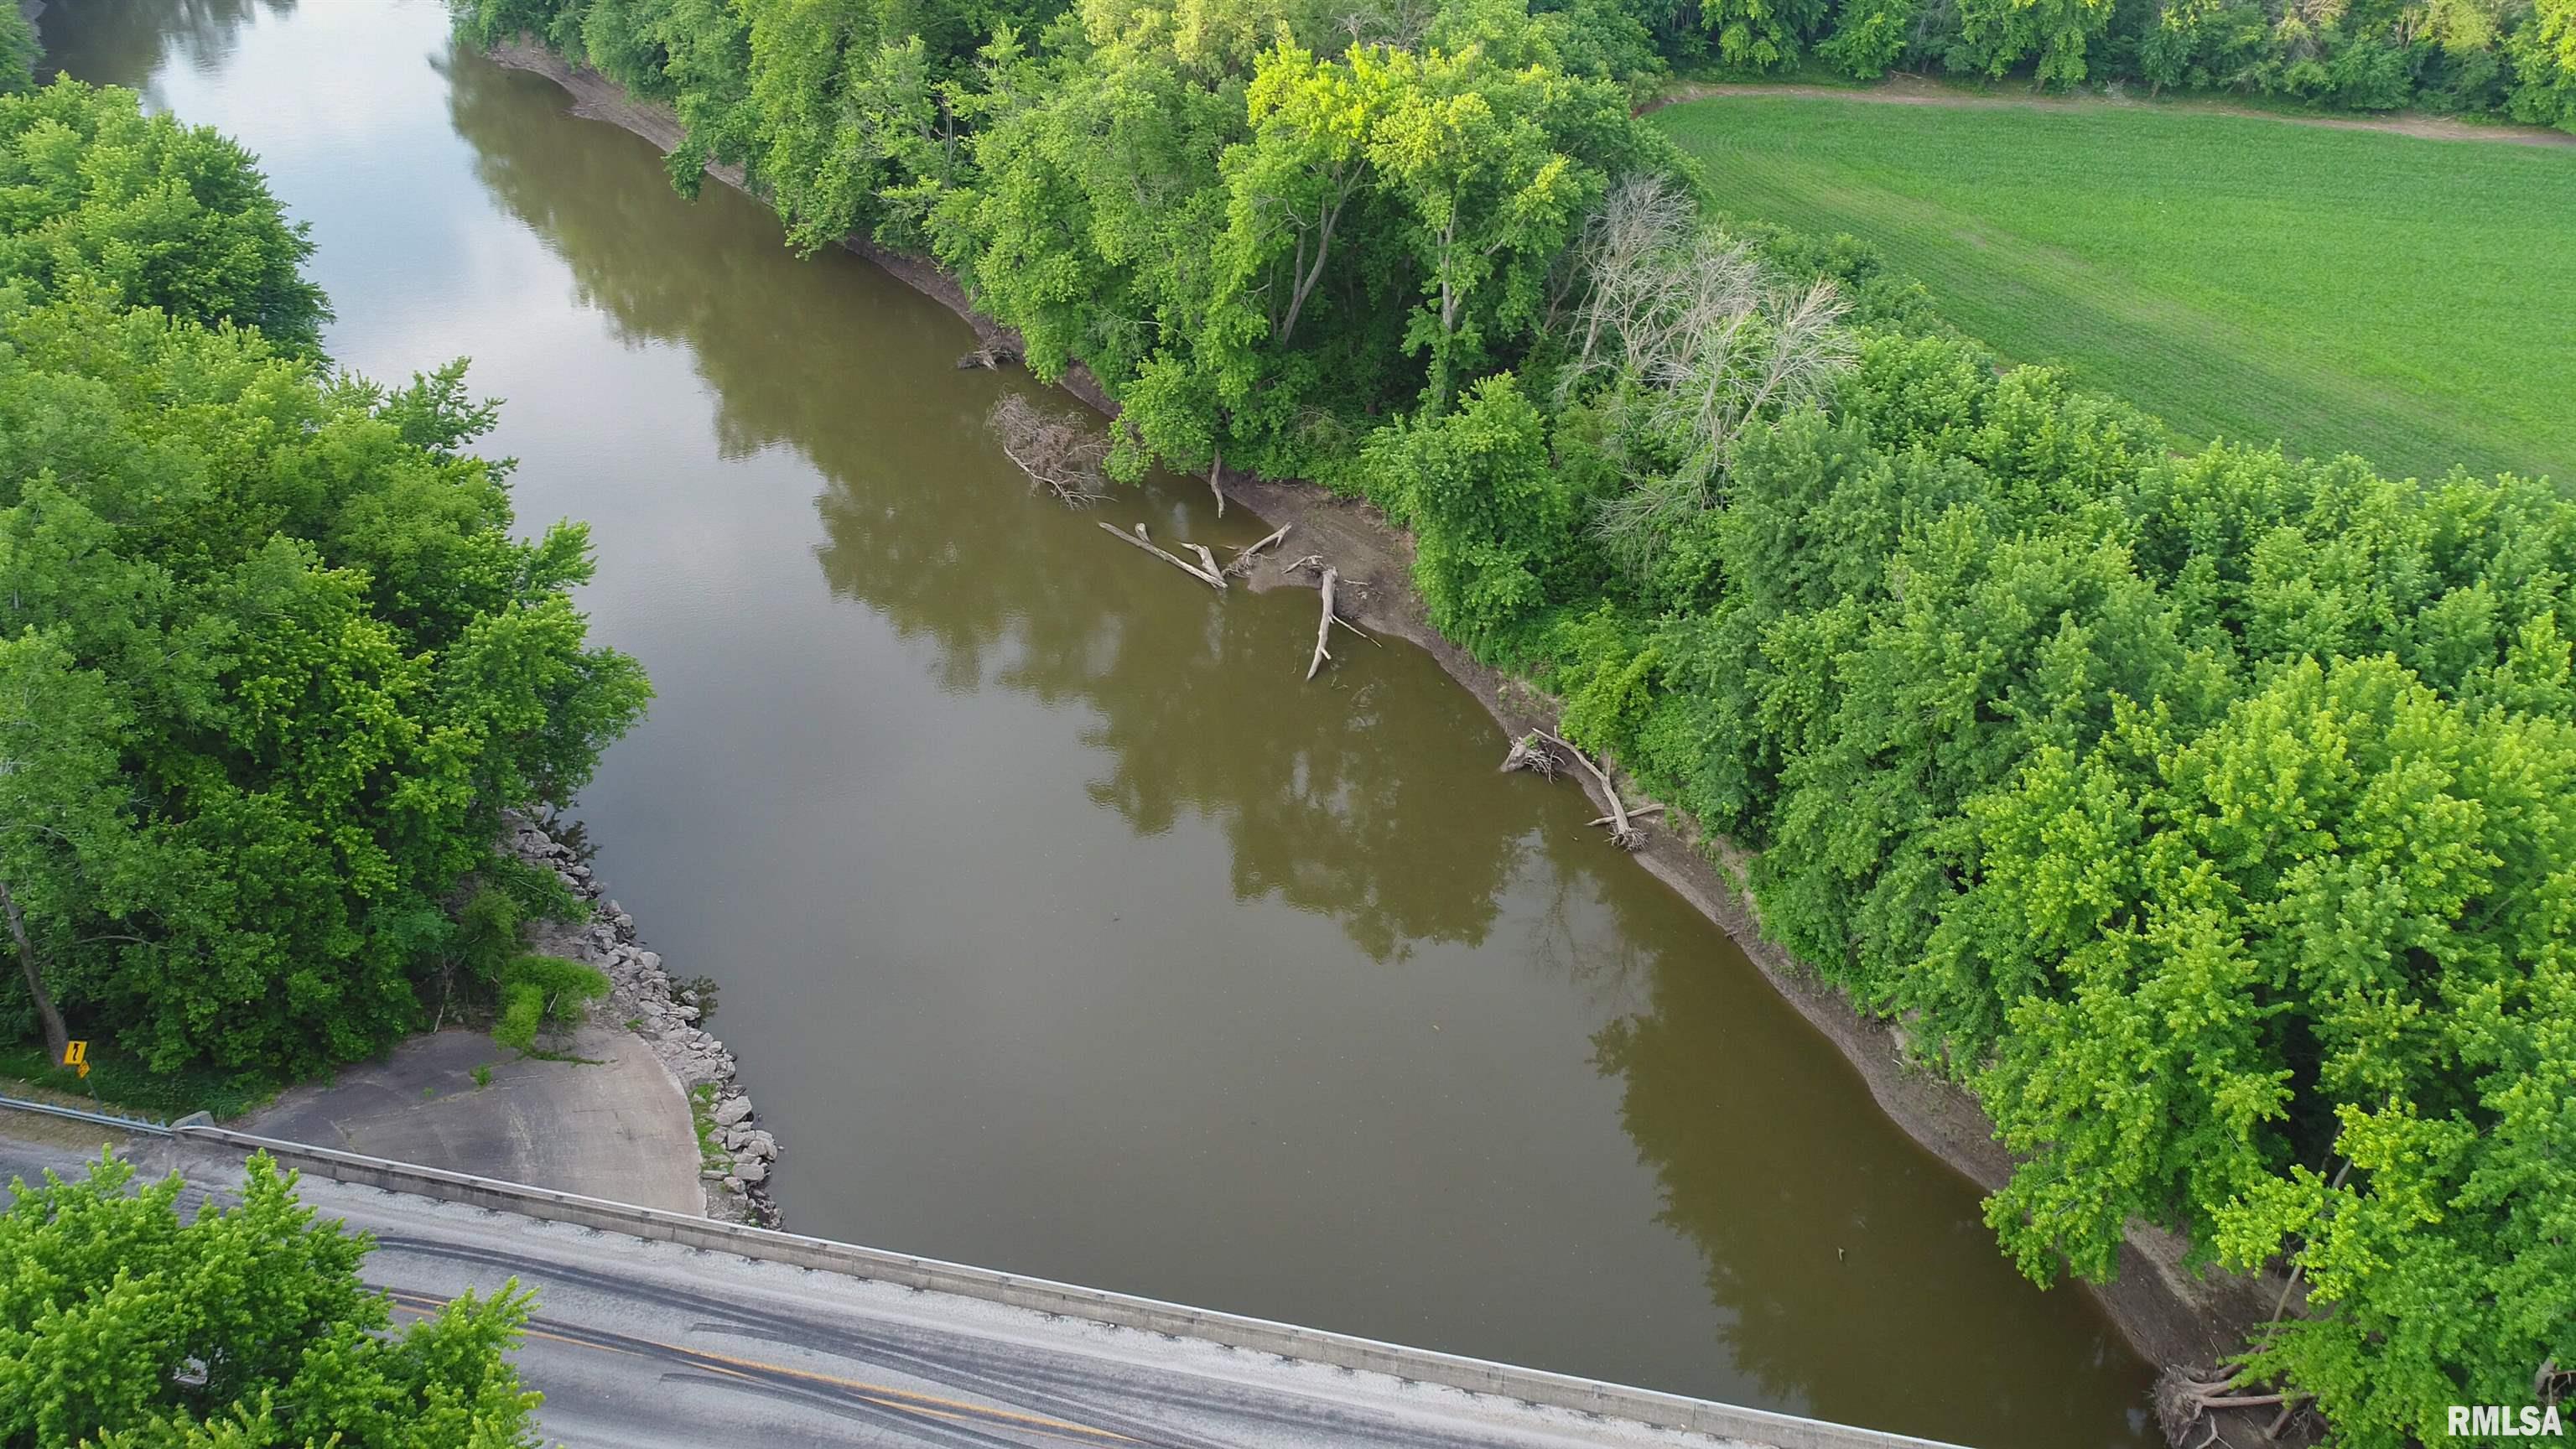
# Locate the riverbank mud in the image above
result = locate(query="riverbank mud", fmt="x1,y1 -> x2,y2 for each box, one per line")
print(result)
486,34 -> 2283,1415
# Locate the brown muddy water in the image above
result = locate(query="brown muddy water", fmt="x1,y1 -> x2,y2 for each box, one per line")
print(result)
46,3 -> 2154,1442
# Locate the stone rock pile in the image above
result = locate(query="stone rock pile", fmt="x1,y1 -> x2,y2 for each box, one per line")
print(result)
502,813 -> 782,1227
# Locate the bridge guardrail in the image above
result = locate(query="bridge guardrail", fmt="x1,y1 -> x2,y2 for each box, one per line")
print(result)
3,1096 -> 1968,1449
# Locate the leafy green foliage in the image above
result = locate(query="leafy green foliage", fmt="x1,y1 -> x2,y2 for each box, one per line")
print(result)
1362,372 -> 1578,648
0,9 -> 34,96
491,954 -> 610,1053
0,80 -> 330,351
2508,0 -> 2576,128
0,297 -> 647,1073
0,1150 -> 542,1447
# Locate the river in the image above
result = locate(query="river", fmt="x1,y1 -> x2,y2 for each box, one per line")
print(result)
45,3 -> 2156,1444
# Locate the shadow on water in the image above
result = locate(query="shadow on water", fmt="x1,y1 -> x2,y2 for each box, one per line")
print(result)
445,49 -> 1523,964
38,0 -> 294,87
46,4 -> 2158,1442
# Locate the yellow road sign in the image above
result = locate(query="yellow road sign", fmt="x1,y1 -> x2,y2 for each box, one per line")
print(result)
64,1040 -> 88,1078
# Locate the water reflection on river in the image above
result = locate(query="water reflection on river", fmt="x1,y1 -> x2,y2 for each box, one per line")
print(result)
49,3 -> 2153,1443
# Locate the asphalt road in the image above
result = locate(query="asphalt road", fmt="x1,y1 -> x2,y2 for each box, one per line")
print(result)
4,1133 -> 1770,1449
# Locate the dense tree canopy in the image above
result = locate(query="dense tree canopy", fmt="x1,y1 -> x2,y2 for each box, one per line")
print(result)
1,1151 -> 542,1448
0,80 -> 330,351
0,78 -> 647,1079
0,293 -> 646,1076
454,2 -> 2571,1441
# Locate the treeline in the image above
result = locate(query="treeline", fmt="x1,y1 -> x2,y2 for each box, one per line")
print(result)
495,0 -> 2576,140
457,1 -> 2573,1441
0,71 -> 643,1083
1680,0 -> 2576,123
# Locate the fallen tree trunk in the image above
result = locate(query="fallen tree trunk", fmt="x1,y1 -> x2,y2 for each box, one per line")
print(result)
1306,567 -> 1340,680
1185,541 -> 1228,590
1588,802 -> 1666,826
1536,730 -> 1644,850
1208,446 -> 1224,518
1100,522 -> 1224,589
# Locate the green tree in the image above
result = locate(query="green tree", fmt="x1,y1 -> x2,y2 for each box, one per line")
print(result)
0,8 -> 35,96
0,294 -> 648,1075
2507,0 -> 2576,130
0,1150 -> 542,1448
0,80 -> 330,351
1947,0 -> 2113,85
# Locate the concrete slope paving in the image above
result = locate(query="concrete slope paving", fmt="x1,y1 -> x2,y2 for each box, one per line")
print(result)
242,1025 -> 704,1215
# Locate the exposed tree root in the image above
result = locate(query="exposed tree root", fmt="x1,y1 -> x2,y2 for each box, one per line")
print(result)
2155,1367 -> 2294,1449
1501,732 -> 1566,780
1226,522 -> 1292,577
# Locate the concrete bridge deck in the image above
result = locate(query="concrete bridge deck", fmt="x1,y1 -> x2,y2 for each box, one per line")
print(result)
0,1098 -> 1968,1449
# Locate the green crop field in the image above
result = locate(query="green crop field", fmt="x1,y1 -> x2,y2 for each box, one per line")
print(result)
1652,96 -> 2576,486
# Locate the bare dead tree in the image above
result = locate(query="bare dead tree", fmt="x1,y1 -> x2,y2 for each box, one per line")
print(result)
1539,730 -> 1645,849
989,394 -> 1110,506
1563,174 -> 1696,386
1557,179 -> 1858,578
1336,0 -> 1434,49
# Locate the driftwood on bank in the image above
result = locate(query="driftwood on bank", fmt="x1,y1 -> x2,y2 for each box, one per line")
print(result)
1306,567 -> 1341,680
1505,730 -> 1648,849
1226,522 -> 1291,576
1501,732 -> 1565,779
1099,522 -> 1224,589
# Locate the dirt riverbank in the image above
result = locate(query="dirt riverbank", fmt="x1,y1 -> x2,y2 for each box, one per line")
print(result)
487,35 -> 2288,1429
